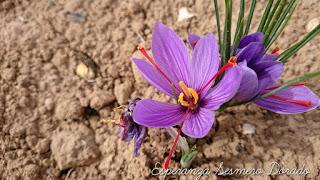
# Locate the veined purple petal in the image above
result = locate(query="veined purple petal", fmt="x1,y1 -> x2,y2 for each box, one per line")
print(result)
236,42 -> 265,64
202,66 -> 242,110
132,99 -> 185,128
188,34 -> 200,49
182,108 -> 215,138
234,61 -> 259,101
152,22 -> 191,86
190,33 -> 220,92
237,32 -> 264,49
255,86 -> 320,114
253,60 -> 284,93
133,58 -> 175,97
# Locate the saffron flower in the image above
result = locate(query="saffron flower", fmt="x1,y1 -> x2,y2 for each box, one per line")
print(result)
115,98 -> 147,156
188,32 -> 320,114
131,22 -> 241,168
231,32 -> 319,114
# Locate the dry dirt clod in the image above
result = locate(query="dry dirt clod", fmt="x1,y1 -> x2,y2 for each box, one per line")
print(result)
51,123 -> 100,170
55,98 -> 84,120
89,91 -> 115,110
114,82 -> 133,105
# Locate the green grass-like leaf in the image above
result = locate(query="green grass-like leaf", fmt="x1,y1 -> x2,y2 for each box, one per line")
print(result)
232,0 -> 245,55
277,24 -> 320,63
265,0 -> 298,47
214,0 -> 222,54
222,0 -> 232,62
262,0 -> 281,33
244,0 -> 257,35
264,0 -> 287,42
257,0 -> 274,32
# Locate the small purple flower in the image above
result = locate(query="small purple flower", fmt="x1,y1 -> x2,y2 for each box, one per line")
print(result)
233,32 -> 320,114
132,22 -> 241,139
117,98 -> 146,156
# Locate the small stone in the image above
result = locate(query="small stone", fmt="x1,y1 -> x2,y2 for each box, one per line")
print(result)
76,62 -> 95,79
306,18 -> 319,32
9,124 -> 26,137
36,138 -> 51,154
242,123 -> 256,135
114,82 -> 133,105
44,98 -> 55,111
177,7 -> 194,22
51,123 -> 100,170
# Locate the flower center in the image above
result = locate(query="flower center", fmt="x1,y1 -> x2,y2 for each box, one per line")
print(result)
177,81 -> 199,109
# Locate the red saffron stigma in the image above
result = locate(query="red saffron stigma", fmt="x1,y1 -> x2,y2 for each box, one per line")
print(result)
265,82 -> 306,91
198,56 -> 237,94
163,109 -> 191,170
269,95 -> 312,107
272,47 -> 280,54
137,45 -> 179,91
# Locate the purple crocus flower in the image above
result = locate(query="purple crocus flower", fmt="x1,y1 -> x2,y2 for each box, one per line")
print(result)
190,32 -> 320,114
116,98 -> 146,156
131,22 -> 241,168
234,32 -> 319,114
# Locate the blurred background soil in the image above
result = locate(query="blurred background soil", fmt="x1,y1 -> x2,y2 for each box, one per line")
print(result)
0,0 -> 319,179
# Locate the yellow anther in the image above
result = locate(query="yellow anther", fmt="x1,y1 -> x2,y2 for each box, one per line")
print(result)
177,82 -> 199,108
178,93 -> 190,107
188,88 -> 199,104
179,81 -> 192,98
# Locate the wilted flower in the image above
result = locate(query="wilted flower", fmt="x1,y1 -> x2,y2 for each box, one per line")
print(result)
107,98 -> 146,156
229,32 -> 319,113
131,22 -> 241,168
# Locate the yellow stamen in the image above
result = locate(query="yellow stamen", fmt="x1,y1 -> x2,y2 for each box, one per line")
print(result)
188,88 -> 199,104
178,93 -> 190,107
177,81 -> 199,108
179,81 -> 192,98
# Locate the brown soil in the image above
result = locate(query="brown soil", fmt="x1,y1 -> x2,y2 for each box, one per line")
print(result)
0,0 -> 319,180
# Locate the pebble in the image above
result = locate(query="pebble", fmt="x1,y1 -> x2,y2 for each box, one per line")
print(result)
242,123 -> 256,135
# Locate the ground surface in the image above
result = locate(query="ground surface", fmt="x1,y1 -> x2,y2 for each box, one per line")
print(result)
0,0 -> 319,180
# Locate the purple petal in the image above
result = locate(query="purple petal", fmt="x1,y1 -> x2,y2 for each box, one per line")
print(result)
132,99 -> 185,128
237,32 -> 264,49
133,126 -> 146,156
182,108 -> 215,138
255,86 -> 320,114
252,60 -> 284,93
188,34 -> 200,49
236,42 -> 265,64
234,61 -> 259,101
190,33 -> 220,92
133,58 -> 174,97
202,66 -> 242,110
152,22 -> 191,85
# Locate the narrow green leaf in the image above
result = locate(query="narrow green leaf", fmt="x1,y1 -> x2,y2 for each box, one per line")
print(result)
258,71 -> 320,99
232,0 -> 245,55
257,0 -> 274,32
265,0 -> 297,47
263,0 -> 287,40
277,24 -> 320,63
262,0 -> 284,33
214,0 -> 222,54
244,0 -> 257,35
223,0 -> 232,62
